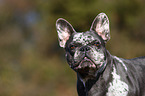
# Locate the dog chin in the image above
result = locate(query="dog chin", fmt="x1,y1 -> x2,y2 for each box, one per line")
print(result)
75,61 -> 96,69
74,61 -> 98,78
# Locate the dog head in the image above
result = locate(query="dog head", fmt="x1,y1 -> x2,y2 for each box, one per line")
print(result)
56,13 -> 110,78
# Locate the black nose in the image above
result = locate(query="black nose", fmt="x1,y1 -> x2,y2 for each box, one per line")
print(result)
80,46 -> 90,52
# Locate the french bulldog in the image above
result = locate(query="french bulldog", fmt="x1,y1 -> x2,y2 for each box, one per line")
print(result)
56,13 -> 145,96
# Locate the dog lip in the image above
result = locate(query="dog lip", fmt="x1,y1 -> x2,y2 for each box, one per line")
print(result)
74,56 -> 96,69
81,57 -> 95,64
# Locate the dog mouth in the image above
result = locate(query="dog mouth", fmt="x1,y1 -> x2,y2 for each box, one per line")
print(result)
72,56 -> 106,78
74,57 -> 97,70
73,57 -> 99,77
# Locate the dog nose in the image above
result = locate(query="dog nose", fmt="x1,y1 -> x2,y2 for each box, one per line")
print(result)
80,46 -> 90,52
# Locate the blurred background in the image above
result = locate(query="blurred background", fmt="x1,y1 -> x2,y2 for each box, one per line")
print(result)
0,0 -> 145,96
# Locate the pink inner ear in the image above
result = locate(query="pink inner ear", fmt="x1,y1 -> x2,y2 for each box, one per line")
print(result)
95,22 -> 106,40
63,27 -> 70,42
94,18 -> 110,41
90,13 -> 110,42
98,32 -> 107,41
95,22 -> 103,33
56,18 -> 76,47
59,27 -> 70,48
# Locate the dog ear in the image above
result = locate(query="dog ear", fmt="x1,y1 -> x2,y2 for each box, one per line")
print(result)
90,13 -> 110,42
56,18 -> 76,48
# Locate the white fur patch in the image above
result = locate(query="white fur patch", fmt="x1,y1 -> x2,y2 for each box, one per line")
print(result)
113,56 -> 128,71
107,66 -> 129,96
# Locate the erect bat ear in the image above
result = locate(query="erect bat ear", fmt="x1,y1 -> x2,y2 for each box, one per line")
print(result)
56,18 -> 76,48
90,13 -> 110,43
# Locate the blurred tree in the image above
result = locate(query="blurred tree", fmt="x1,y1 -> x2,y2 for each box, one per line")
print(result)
0,0 -> 145,96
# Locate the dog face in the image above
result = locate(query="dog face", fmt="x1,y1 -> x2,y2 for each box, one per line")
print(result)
56,13 -> 110,78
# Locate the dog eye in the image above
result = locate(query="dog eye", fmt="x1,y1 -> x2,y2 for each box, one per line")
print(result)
70,45 -> 76,50
93,42 -> 100,47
